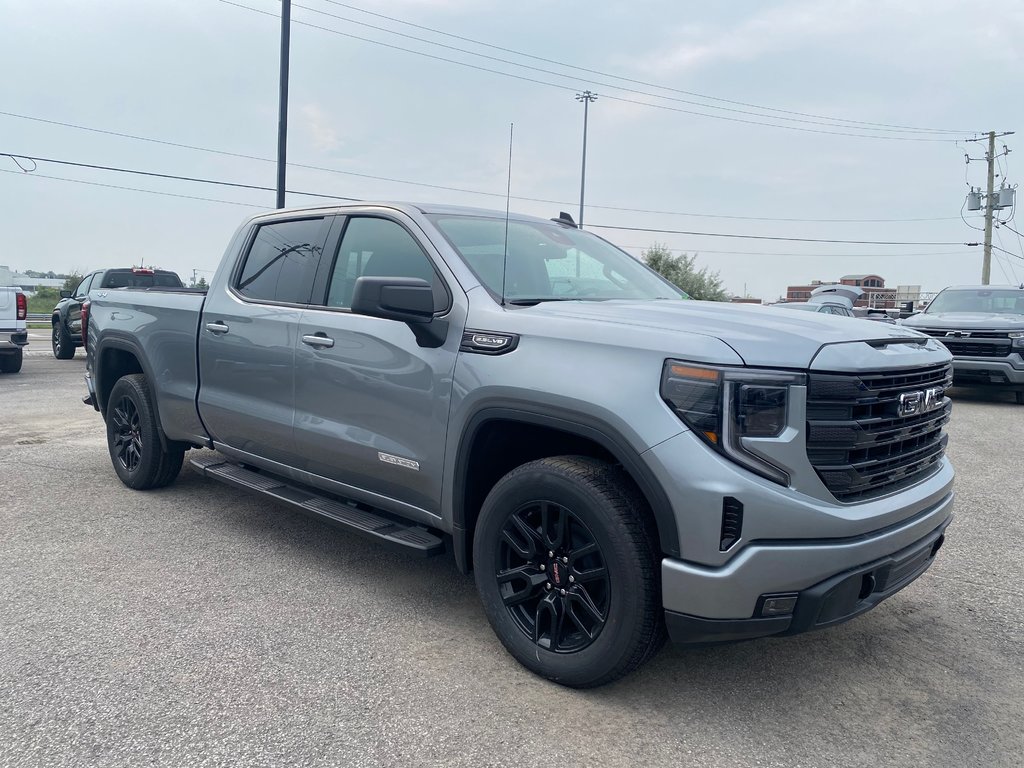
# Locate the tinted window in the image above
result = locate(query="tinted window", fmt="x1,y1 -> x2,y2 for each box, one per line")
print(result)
100,271 -> 184,289
237,218 -> 325,304
325,217 -> 445,310
926,288 -> 1024,314
74,274 -> 94,296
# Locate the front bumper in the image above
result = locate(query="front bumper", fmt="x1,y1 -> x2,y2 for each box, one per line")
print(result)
665,517 -> 950,643
0,330 -> 28,350
951,355 -> 1024,387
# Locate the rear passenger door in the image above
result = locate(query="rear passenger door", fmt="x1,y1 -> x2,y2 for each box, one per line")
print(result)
292,213 -> 463,521
198,215 -> 331,469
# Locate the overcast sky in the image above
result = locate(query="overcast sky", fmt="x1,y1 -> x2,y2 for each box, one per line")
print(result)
2,0 -> 1022,299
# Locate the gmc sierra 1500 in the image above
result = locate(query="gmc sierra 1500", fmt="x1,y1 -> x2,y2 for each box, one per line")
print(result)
85,203 -> 955,687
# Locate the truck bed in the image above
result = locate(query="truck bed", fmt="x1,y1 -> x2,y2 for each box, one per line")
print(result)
88,288 -> 208,444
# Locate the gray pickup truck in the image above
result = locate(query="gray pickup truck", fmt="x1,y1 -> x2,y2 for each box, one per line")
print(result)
901,284 -> 1024,403
85,203 -> 956,687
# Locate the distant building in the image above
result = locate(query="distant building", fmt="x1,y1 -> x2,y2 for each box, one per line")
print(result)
785,274 -> 894,308
0,265 -> 65,292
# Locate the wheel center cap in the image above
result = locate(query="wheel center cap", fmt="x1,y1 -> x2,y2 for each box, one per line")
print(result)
550,560 -> 564,587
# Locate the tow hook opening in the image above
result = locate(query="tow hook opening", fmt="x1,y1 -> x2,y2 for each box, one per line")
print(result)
930,534 -> 945,558
858,573 -> 876,601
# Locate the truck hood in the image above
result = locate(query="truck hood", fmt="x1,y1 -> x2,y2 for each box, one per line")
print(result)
902,312 -> 1024,330
524,300 -> 930,367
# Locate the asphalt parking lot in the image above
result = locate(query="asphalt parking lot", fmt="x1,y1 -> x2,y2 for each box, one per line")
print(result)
1,347 -> 1022,767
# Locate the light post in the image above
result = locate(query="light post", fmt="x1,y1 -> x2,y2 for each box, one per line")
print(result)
276,0 -> 291,209
576,91 -> 597,227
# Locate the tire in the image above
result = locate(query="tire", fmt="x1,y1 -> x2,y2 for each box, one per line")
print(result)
52,319 -> 75,359
473,456 -> 665,688
0,349 -> 23,373
105,374 -> 185,490
1016,390 -> 1024,405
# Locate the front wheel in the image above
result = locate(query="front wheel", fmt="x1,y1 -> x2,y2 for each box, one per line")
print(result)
52,320 -> 75,359
473,456 -> 664,688
106,374 -> 184,489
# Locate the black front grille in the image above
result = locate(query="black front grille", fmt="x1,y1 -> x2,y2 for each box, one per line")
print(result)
919,329 -> 1009,339
806,363 -> 952,502
937,339 -> 1011,357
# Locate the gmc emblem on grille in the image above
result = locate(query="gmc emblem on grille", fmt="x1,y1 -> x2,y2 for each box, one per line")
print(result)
898,386 -> 945,417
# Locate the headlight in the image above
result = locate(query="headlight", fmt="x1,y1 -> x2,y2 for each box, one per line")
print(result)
1009,332 -> 1024,348
660,361 -> 806,486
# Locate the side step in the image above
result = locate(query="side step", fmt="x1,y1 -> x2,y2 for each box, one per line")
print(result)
189,452 -> 445,557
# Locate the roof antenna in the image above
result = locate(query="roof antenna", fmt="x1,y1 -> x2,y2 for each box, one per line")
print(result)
501,122 -> 513,306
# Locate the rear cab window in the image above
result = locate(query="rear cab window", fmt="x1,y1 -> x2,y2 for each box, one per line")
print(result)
235,217 -> 329,304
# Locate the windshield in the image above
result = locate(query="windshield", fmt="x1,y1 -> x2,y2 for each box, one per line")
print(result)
925,288 -> 1024,315
428,215 -> 687,302
100,271 -> 184,289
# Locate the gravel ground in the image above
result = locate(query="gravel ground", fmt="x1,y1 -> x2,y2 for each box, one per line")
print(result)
1,354 -> 1021,768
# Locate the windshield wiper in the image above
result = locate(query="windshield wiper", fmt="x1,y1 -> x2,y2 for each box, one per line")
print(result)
506,297 -> 605,306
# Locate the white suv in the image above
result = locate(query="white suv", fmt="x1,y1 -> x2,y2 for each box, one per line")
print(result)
0,287 -> 28,373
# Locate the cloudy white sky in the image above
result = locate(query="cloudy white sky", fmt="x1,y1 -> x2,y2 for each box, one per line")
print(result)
2,0 -> 1023,298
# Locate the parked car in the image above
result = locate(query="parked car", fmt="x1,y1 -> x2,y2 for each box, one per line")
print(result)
85,204 -> 955,687
0,286 -> 28,373
901,284 -> 1024,403
52,268 -> 184,359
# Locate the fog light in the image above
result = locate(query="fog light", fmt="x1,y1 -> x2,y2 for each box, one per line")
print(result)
759,593 -> 798,617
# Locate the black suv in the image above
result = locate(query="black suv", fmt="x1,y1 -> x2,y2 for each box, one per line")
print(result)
52,268 -> 184,359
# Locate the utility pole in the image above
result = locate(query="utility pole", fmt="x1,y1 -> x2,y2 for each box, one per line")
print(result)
275,0 -> 291,209
982,131 -> 996,285
576,91 -> 597,228
965,130 -> 1014,284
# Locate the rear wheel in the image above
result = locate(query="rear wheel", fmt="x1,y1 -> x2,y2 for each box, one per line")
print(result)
1016,390 -> 1024,405
0,349 -> 23,373
473,456 -> 664,688
52,319 -> 75,359
106,374 -> 184,489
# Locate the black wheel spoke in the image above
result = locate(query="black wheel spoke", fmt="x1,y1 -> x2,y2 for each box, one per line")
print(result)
111,396 -> 142,472
496,499 -> 610,654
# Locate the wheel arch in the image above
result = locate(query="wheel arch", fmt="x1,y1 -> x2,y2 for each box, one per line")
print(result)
94,336 -> 175,451
451,407 -> 680,573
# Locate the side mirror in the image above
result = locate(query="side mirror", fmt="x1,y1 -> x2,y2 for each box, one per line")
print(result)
60,290 -> 73,299
350,276 -> 448,348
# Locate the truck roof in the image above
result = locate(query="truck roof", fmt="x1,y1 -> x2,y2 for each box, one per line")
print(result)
247,202 -> 564,227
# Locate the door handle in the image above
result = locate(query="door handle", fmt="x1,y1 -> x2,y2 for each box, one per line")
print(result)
302,333 -> 335,349
205,321 -> 229,334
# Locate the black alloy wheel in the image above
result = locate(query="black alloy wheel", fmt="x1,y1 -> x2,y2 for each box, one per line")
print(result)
496,500 -> 610,653
473,456 -> 664,688
105,374 -> 185,490
110,395 -> 143,473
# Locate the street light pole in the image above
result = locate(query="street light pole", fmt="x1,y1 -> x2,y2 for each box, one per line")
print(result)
275,0 -> 291,209
576,91 -> 597,228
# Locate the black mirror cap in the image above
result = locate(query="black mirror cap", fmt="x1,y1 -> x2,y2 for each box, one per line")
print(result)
351,276 -> 436,324
60,290 -> 73,299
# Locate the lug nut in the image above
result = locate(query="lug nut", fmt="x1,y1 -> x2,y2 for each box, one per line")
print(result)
539,564 -> 545,571
568,575 -> 575,583
548,551 -> 554,558
560,588 -> 567,595
561,556 -> 569,564
545,583 -> 552,590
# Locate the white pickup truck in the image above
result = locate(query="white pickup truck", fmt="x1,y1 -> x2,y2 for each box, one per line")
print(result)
0,286 -> 28,373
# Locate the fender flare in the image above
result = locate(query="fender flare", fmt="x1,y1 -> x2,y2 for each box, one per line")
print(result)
93,334 -> 175,451
451,405 -> 680,571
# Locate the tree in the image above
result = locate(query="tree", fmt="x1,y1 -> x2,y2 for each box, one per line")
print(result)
61,272 -> 83,294
196,276 -> 208,290
642,243 -> 729,301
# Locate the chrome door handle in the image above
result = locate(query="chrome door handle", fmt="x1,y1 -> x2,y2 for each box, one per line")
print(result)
302,334 -> 335,349
205,321 -> 229,334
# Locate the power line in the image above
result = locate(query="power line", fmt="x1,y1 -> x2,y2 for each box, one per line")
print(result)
315,0 -> 975,135
0,152 -> 360,201
0,148 -> 978,244
0,168 -> 261,208
220,0 -> 963,143
618,245 -> 974,258
291,0 -> 960,136
0,110 -> 965,223
589,223 -> 976,246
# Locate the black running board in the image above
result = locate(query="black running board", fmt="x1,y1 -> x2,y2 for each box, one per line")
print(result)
189,452 -> 445,557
